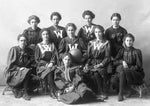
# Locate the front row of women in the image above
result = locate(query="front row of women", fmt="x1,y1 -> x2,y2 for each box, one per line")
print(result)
5,23 -> 145,104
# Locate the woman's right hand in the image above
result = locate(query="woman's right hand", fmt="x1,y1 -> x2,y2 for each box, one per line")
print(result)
20,67 -> 26,71
122,61 -> 128,69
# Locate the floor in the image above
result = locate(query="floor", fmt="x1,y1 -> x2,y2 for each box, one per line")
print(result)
0,86 -> 150,106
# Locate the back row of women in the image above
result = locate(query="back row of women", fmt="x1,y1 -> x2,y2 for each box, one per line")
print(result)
5,10 -> 145,104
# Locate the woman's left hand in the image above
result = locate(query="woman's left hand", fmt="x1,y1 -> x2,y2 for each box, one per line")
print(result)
94,63 -> 103,69
48,63 -> 53,68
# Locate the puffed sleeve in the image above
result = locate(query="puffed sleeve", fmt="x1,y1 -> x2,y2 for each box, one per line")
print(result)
101,42 -> 111,67
77,28 -> 83,38
113,48 -> 124,66
35,45 -> 41,64
58,38 -> 66,59
54,67 -> 66,90
63,28 -> 67,38
129,49 -> 143,72
78,38 -> 87,54
85,43 -> 92,65
50,44 -> 59,65
22,29 -> 29,45
104,28 -> 110,41
5,47 -> 19,73
72,68 -> 82,87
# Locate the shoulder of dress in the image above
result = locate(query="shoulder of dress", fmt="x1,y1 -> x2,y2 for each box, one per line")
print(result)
133,48 -> 142,53
10,46 -> 18,52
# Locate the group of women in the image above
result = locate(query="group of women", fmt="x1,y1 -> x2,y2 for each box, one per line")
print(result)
4,10 -> 145,104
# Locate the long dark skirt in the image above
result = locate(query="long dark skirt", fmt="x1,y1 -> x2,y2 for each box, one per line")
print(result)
83,68 -> 108,93
6,68 -> 31,88
111,65 -> 145,89
59,83 -> 96,104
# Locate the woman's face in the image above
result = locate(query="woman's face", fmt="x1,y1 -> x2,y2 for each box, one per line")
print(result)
111,16 -> 120,28
30,19 -> 38,28
84,15 -> 92,25
124,37 -> 134,47
67,26 -> 75,38
52,15 -> 60,26
95,28 -> 103,40
63,55 -> 71,67
18,36 -> 27,49
41,30 -> 49,41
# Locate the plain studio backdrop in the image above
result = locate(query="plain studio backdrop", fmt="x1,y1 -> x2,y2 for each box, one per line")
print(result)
0,0 -> 150,85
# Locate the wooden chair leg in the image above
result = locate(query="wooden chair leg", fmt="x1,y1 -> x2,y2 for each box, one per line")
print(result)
2,86 -> 12,95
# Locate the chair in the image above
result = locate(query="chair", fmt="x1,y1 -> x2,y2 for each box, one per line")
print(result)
131,82 -> 147,98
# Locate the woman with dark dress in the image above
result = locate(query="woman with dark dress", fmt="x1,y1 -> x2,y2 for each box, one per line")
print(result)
54,53 -> 97,104
84,25 -> 111,99
5,34 -> 34,100
59,23 -> 87,64
78,10 -> 97,45
23,15 -> 41,51
105,13 -> 127,59
111,33 -> 145,101
35,28 -> 58,98
47,12 -> 67,49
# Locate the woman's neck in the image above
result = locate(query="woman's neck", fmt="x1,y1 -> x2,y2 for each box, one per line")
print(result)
19,45 -> 25,50
69,35 -> 75,39
96,38 -> 103,42
31,26 -> 37,30
86,23 -> 92,26
53,25 -> 58,29
112,25 -> 119,29
42,40 -> 49,45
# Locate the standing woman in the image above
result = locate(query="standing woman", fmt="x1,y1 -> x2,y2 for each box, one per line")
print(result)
47,12 -> 67,49
5,34 -> 34,100
23,15 -> 41,51
85,25 -> 111,99
35,28 -> 58,98
105,13 -> 127,59
112,33 -> 145,101
59,23 -> 87,63
78,10 -> 97,45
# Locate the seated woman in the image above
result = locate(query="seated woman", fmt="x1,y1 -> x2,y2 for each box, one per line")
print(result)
85,25 -> 111,99
111,33 -> 145,101
58,23 -> 87,64
54,53 -> 97,104
5,34 -> 35,100
35,28 -> 58,98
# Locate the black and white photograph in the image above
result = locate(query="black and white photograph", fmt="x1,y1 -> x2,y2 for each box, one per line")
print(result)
0,0 -> 150,105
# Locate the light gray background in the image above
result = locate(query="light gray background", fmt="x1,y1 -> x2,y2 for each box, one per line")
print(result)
0,0 -> 150,85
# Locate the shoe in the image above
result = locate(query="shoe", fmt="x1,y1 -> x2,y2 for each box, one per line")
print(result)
125,89 -> 136,98
118,95 -> 124,101
23,93 -> 31,101
12,89 -> 23,98
49,89 -> 57,99
96,95 -> 105,101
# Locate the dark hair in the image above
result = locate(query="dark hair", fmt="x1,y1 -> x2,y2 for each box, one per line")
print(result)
27,15 -> 40,24
123,33 -> 135,42
62,53 -> 72,60
94,25 -> 105,33
111,13 -> 121,20
82,10 -> 95,19
39,28 -> 52,42
50,12 -> 62,20
65,23 -> 77,31
17,34 -> 28,41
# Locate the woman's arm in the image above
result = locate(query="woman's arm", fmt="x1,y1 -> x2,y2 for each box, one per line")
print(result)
129,49 -> 143,71
101,42 -> 111,67
5,47 -> 20,73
